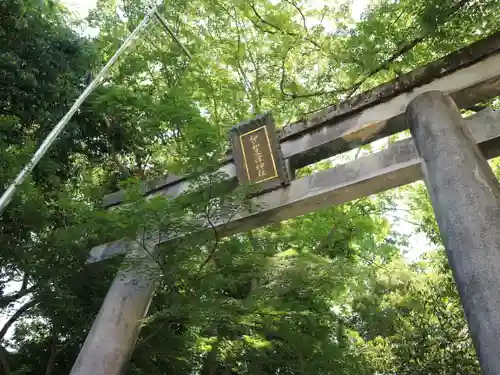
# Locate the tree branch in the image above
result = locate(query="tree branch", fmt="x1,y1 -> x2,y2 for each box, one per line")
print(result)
103,115 -> 131,179
344,0 -> 470,99
278,0 -> 471,101
234,26 -> 257,111
0,299 -> 36,340
279,48 -> 291,98
354,147 -> 363,160
197,177 -> 220,274
0,286 -> 34,307
136,321 -> 167,347
344,33 -> 427,99
249,3 -> 323,51
284,0 -> 307,31
279,46 -> 339,100
234,15 -> 262,113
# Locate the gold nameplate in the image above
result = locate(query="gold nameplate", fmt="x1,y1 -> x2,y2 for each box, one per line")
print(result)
229,113 -> 289,191
239,126 -> 278,184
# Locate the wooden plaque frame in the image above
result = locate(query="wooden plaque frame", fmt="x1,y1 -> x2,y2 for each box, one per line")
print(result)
229,113 -> 290,192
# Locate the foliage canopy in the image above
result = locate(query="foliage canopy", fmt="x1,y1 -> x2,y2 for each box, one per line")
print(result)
0,0 -> 499,374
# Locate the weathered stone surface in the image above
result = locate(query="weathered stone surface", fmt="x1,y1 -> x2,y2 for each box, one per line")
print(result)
70,244 -> 160,375
407,91 -> 500,375
280,31 -> 500,140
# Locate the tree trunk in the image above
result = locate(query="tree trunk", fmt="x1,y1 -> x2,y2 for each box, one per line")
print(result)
44,323 -> 58,375
0,345 -> 9,375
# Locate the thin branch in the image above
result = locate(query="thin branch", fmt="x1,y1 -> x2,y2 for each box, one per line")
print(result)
284,0 -> 307,31
344,0 -> 470,99
285,30 -> 426,102
144,55 -> 162,88
384,213 -> 425,227
234,15 -> 262,113
132,233 -> 157,263
144,34 -> 162,53
354,147 -> 363,160
319,6 -> 327,25
246,231 -> 260,252
313,219 -> 339,253
278,0 -> 470,102
137,320 -> 167,347
279,48 -> 292,98
389,7 -> 406,29
234,25 -> 256,110
345,33 -> 427,99
103,115 -> 131,179
249,18 -> 277,34
197,238 -> 220,275
197,176 -> 220,274
196,175 -> 244,276
249,3 -> 283,32
249,3 -> 323,51
290,88 -> 341,100
279,47 -> 339,100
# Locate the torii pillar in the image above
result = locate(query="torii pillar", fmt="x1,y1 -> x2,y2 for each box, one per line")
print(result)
406,91 -> 500,375
69,243 -> 160,375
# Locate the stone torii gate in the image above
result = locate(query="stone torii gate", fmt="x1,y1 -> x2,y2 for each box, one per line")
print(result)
70,32 -> 500,375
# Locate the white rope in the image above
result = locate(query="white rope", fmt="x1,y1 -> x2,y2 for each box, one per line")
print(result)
0,3 -> 164,216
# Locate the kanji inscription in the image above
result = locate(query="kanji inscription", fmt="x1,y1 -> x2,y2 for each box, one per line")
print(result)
229,113 -> 289,190
239,126 -> 278,183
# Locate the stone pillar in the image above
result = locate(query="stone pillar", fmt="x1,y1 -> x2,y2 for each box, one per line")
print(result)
406,91 -> 500,375
69,244 -> 160,375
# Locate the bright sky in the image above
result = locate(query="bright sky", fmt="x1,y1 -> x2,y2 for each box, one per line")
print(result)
61,0 -> 371,20
61,0 -> 97,18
